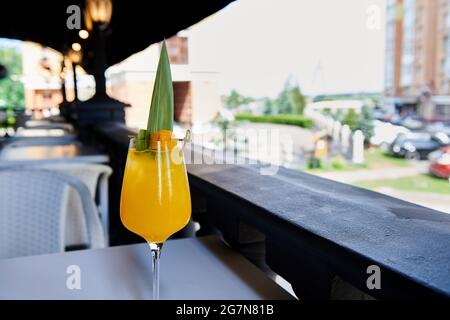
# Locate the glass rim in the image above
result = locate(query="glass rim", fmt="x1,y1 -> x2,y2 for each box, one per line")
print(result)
127,129 -> 191,150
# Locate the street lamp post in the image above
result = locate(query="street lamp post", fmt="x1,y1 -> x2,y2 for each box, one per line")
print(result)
67,45 -> 82,102
70,0 -> 128,129
59,61 -> 67,103
72,62 -> 78,101
92,26 -> 107,99
86,0 -> 112,100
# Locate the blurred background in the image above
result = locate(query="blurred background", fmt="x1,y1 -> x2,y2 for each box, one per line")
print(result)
1,0 -> 449,215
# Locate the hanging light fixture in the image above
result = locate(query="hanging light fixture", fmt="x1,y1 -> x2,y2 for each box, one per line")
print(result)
83,0 -> 113,100
84,8 -> 93,32
86,0 -> 113,27
71,42 -> 82,52
68,45 -> 83,64
79,30 -> 89,39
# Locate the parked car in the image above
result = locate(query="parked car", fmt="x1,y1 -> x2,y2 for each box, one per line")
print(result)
370,120 -> 410,150
373,108 -> 393,121
400,117 -> 424,130
426,122 -> 450,137
429,146 -> 450,179
390,115 -> 424,130
389,132 -> 450,160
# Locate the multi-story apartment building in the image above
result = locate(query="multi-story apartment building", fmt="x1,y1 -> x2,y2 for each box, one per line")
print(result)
436,0 -> 450,94
385,0 -> 450,120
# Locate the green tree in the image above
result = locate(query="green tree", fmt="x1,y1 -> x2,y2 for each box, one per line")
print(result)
222,89 -> 253,110
262,98 -> 275,115
341,109 -> 358,130
212,112 -> 230,133
274,80 -> 307,115
0,47 -> 24,108
288,85 -> 306,115
356,105 -> 374,142
275,85 -> 292,114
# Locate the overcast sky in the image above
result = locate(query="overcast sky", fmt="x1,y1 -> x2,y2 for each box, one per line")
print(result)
0,0 -> 387,99
189,0 -> 387,98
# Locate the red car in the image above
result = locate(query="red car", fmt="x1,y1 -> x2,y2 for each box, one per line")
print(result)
429,146 -> 450,179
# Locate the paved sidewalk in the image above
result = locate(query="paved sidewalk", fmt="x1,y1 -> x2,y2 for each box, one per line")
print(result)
372,188 -> 450,214
315,162 -> 429,184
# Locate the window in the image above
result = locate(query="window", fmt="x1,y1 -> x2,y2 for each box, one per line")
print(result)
401,0 -> 416,87
42,92 -> 52,100
165,36 -> 189,65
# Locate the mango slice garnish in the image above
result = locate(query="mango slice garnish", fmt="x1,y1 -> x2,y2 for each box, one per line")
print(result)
150,129 -> 177,150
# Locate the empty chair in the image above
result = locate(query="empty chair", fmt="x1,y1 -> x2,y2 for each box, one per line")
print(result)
33,163 -> 112,246
0,163 -> 112,246
0,169 -> 105,259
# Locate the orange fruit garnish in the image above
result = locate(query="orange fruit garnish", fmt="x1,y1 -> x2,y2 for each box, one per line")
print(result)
150,130 -> 177,150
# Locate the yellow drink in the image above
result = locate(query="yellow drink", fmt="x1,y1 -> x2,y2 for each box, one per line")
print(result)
120,146 -> 191,243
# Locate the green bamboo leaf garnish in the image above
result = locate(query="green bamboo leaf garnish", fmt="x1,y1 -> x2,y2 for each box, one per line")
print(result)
134,40 -> 174,151
147,41 -> 174,145
135,129 -> 147,151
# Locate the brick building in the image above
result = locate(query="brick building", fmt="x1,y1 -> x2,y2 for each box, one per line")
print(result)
107,32 -> 221,129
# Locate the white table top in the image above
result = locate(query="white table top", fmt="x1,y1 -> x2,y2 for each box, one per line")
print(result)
0,236 -> 292,300
0,144 -> 109,165
15,128 -> 70,138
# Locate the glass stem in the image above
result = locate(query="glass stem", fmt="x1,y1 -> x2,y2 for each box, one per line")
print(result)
149,242 -> 163,300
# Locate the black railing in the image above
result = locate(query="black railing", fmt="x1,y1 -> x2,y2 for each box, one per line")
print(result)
90,121 -> 450,300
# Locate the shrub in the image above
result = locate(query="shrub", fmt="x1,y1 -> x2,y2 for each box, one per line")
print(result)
331,156 -> 346,170
341,109 -> 358,130
307,156 -> 322,169
235,113 -> 314,129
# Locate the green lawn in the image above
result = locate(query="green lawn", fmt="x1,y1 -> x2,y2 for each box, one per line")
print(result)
306,148 -> 409,173
364,148 -> 410,169
354,174 -> 450,195
235,113 -> 314,129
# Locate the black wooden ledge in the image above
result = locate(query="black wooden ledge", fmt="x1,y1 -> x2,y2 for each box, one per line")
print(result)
92,122 -> 450,300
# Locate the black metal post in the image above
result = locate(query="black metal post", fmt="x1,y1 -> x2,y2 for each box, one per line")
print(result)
60,61 -> 67,103
61,77 -> 67,103
92,25 -> 107,99
72,62 -> 78,101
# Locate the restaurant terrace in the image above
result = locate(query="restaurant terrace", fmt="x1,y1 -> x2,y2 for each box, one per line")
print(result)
0,0 -> 449,301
